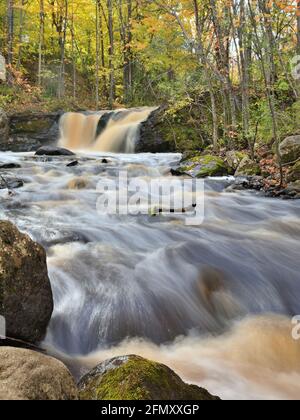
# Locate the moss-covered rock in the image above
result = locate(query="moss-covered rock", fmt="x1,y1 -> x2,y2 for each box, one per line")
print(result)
279,135 -> 300,164
226,151 -> 248,170
178,155 -> 229,178
78,355 -> 220,401
235,157 -> 261,176
287,161 -> 300,182
0,221 -> 53,343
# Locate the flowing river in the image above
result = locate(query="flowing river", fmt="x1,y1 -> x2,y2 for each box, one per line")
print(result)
0,145 -> 300,399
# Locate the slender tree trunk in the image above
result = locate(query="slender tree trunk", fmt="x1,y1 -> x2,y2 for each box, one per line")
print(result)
17,0 -> 26,69
71,0 -> 76,99
297,0 -> 300,55
7,0 -> 14,66
107,0 -> 115,108
38,0 -> 45,86
58,0 -> 68,99
95,0 -> 100,107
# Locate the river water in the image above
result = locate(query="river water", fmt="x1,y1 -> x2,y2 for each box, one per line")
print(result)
0,150 -> 300,400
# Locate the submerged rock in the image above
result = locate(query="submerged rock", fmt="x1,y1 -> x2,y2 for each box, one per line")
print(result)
0,163 -> 21,169
0,221 -> 53,343
0,347 -> 78,400
78,355 -> 220,400
235,157 -> 261,176
279,135 -> 300,164
176,155 -> 229,178
0,177 -> 24,190
35,145 -> 75,156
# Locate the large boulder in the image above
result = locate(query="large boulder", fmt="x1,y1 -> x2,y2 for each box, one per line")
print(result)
5,112 -> 61,153
0,108 -> 9,142
177,155 -> 229,178
0,347 -> 78,400
226,151 -> 247,171
235,157 -> 261,177
35,145 -> 75,156
136,107 -> 176,153
78,355 -> 220,400
0,221 -> 53,344
279,135 -> 300,164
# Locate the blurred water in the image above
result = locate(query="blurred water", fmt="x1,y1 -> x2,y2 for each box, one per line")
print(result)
1,151 -> 300,400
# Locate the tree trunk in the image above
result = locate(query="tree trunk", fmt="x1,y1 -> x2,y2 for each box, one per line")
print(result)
38,0 -> 45,86
95,0 -> 100,107
107,0 -> 115,108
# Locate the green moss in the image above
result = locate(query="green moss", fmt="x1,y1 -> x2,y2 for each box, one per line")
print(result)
79,355 -> 219,401
179,154 -> 229,178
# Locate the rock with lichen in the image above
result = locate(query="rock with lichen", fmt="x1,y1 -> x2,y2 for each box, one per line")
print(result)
78,355 -> 220,400
279,135 -> 300,164
0,221 -> 53,344
0,347 -> 78,400
235,157 -> 261,177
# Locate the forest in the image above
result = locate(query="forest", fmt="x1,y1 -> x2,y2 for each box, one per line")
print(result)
0,1 -> 299,154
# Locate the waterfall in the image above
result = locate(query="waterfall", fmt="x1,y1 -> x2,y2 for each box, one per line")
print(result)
58,107 -> 157,153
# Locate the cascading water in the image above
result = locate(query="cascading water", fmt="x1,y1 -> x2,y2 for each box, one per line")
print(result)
58,107 -> 157,153
0,142 -> 300,399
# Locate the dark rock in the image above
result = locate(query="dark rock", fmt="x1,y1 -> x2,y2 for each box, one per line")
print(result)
279,135 -> 300,164
0,221 -> 53,344
101,158 -> 109,164
0,163 -> 21,169
67,160 -> 79,167
78,355 -> 220,401
226,176 -> 264,192
0,347 -> 78,400
3,112 -> 61,153
0,177 -> 24,190
0,109 -> 9,143
136,107 -> 176,153
35,145 -> 75,156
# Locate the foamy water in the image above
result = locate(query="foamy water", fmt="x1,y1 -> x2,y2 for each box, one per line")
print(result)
0,151 -> 300,400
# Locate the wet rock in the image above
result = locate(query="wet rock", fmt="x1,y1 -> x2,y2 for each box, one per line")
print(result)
176,155 -> 229,178
137,107 -> 176,153
0,221 -> 53,343
0,162 -> 21,169
35,145 -> 75,156
235,157 -> 261,176
78,355 -> 220,400
279,135 -> 300,164
4,112 -> 61,153
0,177 -> 24,190
226,176 -> 264,192
0,109 -> 9,143
0,347 -> 78,400
67,160 -> 79,167
226,151 -> 247,171
67,177 -> 89,190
